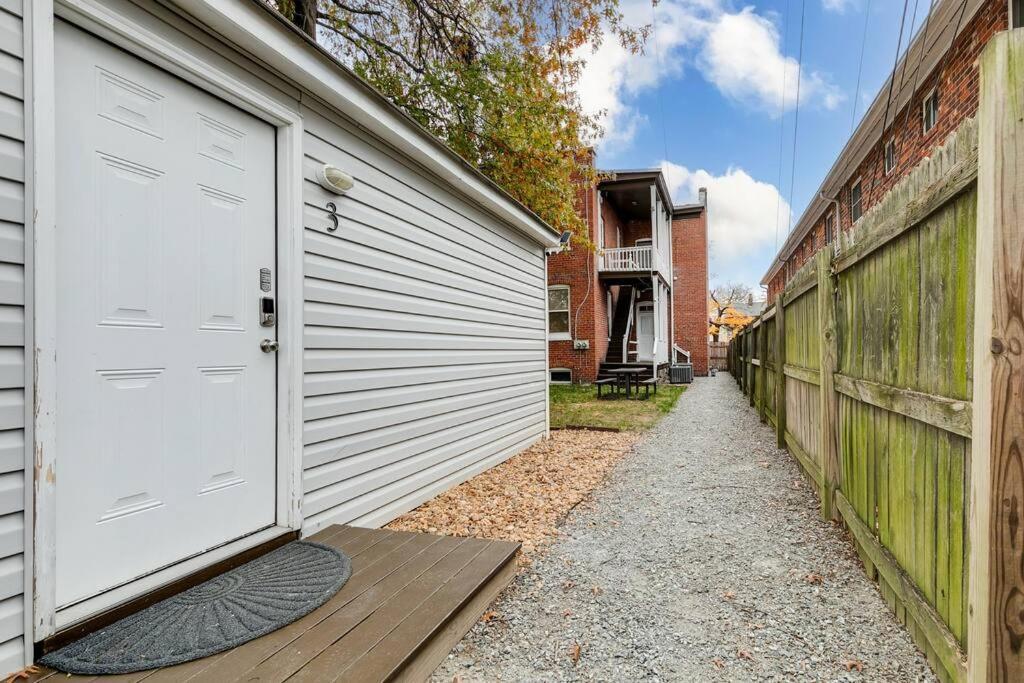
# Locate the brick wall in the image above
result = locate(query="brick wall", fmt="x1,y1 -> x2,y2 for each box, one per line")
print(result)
767,0 -> 1008,300
548,180 -> 602,383
672,208 -> 710,376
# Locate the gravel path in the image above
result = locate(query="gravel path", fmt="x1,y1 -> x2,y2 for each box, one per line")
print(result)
434,376 -> 936,682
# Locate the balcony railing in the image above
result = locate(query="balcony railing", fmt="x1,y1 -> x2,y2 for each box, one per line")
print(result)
599,245 -> 670,275
600,245 -> 653,272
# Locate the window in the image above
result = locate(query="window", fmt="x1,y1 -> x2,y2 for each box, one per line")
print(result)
548,286 -> 571,340
884,139 -> 896,175
825,211 -> 835,245
922,89 -> 939,134
549,368 -> 572,384
635,238 -> 652,247
850,179 -> 863,223
1014,0 -> 1023,29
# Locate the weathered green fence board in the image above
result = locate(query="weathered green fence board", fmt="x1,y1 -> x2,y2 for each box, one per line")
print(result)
729,111 -> 983,680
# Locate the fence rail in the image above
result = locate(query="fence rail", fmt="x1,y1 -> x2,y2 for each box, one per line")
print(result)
727,30 -> 1024,683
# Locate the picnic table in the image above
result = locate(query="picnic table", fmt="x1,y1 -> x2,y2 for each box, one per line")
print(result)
607,367 -> 644,398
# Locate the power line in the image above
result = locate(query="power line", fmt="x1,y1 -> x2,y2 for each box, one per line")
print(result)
651,1 -> 669,164
894,0 -> 939,163
785,0 -> 807,237
770,0 -> 786,253
850,0 -> 873,135
879,0 -> 912,143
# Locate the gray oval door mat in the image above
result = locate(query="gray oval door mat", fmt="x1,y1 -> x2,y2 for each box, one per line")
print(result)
40,540 -> 352,675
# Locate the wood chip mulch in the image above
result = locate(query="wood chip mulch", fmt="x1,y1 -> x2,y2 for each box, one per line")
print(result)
385,430 -> 639,563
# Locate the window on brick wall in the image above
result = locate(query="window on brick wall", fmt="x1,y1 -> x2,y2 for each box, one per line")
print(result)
550,368 -> 572,384
884,139 -> 896,175
548,286 -> 571,340
851,179 -> 864,222
922,89 -> 939,134
825,211 -> 835,245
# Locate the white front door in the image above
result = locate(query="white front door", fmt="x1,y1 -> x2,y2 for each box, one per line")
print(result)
54,22 -> 278,608
637,303 -> 654,362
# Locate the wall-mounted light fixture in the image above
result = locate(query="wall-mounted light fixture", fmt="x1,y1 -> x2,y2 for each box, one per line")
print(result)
545,231 -> 572,255
315,164 -> 355,195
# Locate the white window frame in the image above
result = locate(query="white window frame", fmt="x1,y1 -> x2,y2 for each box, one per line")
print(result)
635,237 -> 652,247
548,285 -> 571,341
850,178 -> 864,223
884,138 -> 896,175
825,210 -> 835,245
549,368 -> 572,384
30,0 -> 306,640
922,88 -> 939,134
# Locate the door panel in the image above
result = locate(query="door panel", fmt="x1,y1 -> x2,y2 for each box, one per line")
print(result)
637,304 -> 654,362
55,22 -> 278,608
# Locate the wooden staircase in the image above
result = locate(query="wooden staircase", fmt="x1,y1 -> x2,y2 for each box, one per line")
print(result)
605,285 -> 633,364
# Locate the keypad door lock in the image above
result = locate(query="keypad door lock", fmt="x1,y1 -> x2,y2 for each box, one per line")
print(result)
260,296 -> 276,327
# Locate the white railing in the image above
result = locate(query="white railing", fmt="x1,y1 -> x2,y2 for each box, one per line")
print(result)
600,245 -> 656,272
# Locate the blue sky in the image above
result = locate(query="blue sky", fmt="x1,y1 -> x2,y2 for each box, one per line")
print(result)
578,0 -> 929,292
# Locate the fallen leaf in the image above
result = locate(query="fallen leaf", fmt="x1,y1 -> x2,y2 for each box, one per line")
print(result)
738,649 -> 754,661
569,641 -> 581,666
591,585 -> 604,596
562,608 -> 572,617
5,666 -> 40,683
712,658 -> 725,670
562,579 -> 576,591
385,430 -> 640,564
722,590 -> 736,601
804,572 -> 824,585
480,610 -> 498,623
841,658 -> 865,672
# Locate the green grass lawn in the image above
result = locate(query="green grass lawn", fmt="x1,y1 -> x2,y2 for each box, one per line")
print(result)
549,383 -> 686,431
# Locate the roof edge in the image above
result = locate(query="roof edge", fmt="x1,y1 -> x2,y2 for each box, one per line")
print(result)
760,0 -> 988,286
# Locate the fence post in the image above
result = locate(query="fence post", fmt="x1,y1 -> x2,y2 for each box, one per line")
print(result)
968,28 -> 1024,683
758,320 -> 767,422
748,328 -> 755,408
775,293 -> 786,449
816,250 -> 839,521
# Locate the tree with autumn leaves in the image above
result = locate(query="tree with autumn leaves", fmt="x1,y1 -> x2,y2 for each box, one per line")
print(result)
709,283 -> 757,342
271,0 -> 648,243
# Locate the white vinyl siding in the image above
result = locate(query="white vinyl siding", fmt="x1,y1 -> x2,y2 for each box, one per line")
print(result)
299,104 -> 548,532
0,1 -> 23,675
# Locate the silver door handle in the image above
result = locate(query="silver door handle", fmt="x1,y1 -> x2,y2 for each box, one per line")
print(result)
260,339 -> 279,353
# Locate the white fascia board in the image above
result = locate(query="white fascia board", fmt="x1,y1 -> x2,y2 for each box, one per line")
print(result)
176,0 -> 561,248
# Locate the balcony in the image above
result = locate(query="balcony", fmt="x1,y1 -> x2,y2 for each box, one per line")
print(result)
598,245 -> 668,276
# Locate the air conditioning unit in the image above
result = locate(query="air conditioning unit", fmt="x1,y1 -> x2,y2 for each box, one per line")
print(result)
670,363 -> 693,384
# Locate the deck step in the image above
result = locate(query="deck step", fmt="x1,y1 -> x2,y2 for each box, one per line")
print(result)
28,525 -> 520,682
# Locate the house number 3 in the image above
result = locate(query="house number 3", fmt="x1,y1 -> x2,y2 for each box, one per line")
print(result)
325,201 -> 339,232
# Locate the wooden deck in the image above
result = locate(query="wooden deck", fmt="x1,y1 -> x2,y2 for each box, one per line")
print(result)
31,525 -> 519,682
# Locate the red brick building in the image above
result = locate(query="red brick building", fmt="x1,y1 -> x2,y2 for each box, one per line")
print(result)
547,166 -> 709,383
763,0 -> 1013,297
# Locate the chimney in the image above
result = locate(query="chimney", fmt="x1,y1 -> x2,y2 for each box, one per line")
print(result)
698,187 -> 708,206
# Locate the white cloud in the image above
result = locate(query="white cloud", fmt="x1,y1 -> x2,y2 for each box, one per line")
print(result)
574,0 -> 704,151
661,160 -> 789,287
700,8 -> 844,113
576,1 -> 843,148
822,0 -> 856,13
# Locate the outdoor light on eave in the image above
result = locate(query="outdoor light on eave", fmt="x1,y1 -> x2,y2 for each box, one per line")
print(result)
545,231 -> 572,256
315,164 -> 355,195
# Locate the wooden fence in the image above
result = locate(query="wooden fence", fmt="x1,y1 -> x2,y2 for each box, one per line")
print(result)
728,31 -> 1024,682
708,341 -> 728,371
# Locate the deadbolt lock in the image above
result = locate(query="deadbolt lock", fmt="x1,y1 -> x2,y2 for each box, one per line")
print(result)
260,296 -> 276,327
